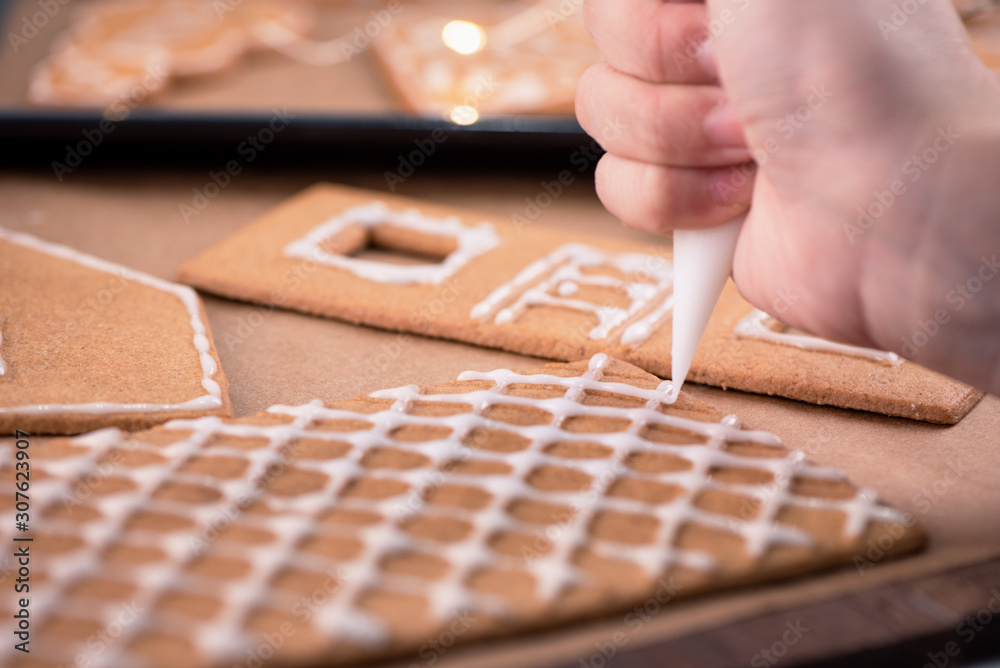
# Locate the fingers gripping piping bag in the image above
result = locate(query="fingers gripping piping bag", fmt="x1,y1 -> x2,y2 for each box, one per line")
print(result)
670,217 -> 745,397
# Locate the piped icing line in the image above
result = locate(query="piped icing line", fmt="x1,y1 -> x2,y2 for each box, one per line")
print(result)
1,354 -> 912,666
0,316 -> 6,377
469,243 -> 675,344
620,293 -> 675,346
734,309 -> 902,367
249,20 -> 356,66
283,201 -> 500,285
0,227 -> 222,413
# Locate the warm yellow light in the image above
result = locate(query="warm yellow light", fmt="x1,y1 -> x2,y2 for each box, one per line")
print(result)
449,105 -> 480,125
442,20 -> 486,54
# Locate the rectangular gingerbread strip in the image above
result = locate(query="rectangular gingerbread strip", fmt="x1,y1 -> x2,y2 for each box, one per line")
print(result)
177,183 -> 982,424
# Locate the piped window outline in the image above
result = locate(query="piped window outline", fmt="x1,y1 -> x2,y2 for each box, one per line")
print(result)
283,201 -> 500,285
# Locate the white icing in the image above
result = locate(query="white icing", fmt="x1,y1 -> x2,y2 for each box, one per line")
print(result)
27,44 -> 169,107
470,243 -> 674,344
424,60 -> 454,93
487,0 -> 582,51
284,201 -> 500,285
493,72 -> 548,106
0,353 -> 910,667
249,21 -> 354,66
556,280 -> 578,297
620,294 -> 675,346
735,310 -> 903,367
0,227 -> 222,414
0,317 -> 6,377
374,8 -> 596,117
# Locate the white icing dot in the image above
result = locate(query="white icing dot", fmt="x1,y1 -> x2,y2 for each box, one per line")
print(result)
494,73 -> 548,106
556,280 -> 578,297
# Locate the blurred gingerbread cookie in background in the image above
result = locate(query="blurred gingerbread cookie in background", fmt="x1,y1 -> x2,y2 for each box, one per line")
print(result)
25,0 -> 601,121
371,0 -> 599,122
27,0 -> 315,107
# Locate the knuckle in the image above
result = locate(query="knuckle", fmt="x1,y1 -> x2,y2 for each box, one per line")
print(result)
582,0 -> 599,37
592,156 -> 616,210
638,163 -> 674,222
644,19 -> 672,82
573,65 -> 602,133
639,87 -> 676,158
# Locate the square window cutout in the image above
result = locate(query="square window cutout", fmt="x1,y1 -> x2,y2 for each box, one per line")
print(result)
284,202 -> 499,285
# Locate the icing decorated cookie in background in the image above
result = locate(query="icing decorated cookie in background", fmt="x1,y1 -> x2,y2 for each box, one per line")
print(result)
0,355 -> 923,666
177,183 -> 983,424
371,1 -> 600,121
27,39 -> 172,109
27,0 -> 314,107
24,0 -> 999,111
0,228 -> 232,435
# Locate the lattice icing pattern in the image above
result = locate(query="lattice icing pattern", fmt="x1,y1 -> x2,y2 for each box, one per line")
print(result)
2,355 -> 923,667
471,243 -> 675,346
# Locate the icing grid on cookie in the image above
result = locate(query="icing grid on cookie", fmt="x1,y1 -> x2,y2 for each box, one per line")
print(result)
283,201 -> 500,285
1,354 -> 908,666
734,309 -> 903,366
0,228 -> 222,413
470,243 -> 675,345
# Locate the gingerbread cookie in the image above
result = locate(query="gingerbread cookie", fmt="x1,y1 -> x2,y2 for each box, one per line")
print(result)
177,183 -> 982,423
0,355 -> 923,667
26,39 -> 172,109
371,2 -> 599,119
0,228 -> 232,435
27,0 -> 314,107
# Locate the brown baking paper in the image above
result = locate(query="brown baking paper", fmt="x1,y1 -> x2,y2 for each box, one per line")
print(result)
1,171 -> 998,667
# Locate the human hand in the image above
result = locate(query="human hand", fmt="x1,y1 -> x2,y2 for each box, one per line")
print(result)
576,0 -> 1000,392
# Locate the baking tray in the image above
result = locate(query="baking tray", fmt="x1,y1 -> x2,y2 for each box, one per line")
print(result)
0,0 -> 591,168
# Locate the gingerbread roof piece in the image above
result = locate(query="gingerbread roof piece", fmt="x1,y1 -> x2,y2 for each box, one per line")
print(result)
0,228 -> 231,434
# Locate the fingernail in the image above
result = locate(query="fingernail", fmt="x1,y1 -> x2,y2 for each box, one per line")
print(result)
703,102 -> 747,148
697,39 -> 719,79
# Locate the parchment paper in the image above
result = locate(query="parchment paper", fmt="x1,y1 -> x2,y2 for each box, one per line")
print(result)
1,168 -> 997,665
